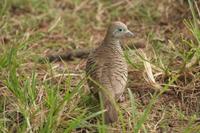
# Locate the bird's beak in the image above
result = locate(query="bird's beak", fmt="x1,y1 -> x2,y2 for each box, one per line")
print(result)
125,30 -> 134,37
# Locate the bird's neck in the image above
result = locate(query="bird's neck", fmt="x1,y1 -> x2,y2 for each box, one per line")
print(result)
103,36 -> 120,46
102,37 -> 123,54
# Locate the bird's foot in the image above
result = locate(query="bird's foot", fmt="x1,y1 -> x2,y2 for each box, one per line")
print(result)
118,95 -> 125,103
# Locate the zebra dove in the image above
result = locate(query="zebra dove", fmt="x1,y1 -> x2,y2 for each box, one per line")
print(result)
86,21 -> 134,123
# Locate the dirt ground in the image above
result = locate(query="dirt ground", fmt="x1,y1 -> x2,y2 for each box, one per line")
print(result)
0,0 -> 200,132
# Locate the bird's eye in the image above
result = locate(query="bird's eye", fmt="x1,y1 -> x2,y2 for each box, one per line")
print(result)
118,28 -> 123,32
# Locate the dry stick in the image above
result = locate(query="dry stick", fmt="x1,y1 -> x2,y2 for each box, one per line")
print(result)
46,42 -> 146,62
47,48 -> 91,62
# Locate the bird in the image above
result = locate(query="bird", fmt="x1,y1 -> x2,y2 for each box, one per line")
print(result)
85,21 -> 134,124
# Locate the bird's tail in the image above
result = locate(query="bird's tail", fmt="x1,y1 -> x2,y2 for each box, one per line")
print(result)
103,97 -> 118,124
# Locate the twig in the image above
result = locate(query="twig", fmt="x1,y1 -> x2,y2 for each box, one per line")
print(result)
42,42 -> 145,62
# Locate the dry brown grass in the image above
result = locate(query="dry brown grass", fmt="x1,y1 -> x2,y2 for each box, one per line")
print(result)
0,0 -> 199,132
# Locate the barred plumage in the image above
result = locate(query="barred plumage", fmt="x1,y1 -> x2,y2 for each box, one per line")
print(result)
85,21 -> 134,123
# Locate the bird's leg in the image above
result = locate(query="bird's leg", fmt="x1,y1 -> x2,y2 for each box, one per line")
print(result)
118,94 -> 125,103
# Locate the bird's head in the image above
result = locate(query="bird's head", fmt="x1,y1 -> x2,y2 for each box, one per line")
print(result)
106,21 -> 134,39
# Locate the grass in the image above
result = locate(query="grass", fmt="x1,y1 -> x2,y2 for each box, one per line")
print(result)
0,0 -> 200,132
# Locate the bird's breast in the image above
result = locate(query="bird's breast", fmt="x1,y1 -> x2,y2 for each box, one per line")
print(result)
102,48 -> 128,99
